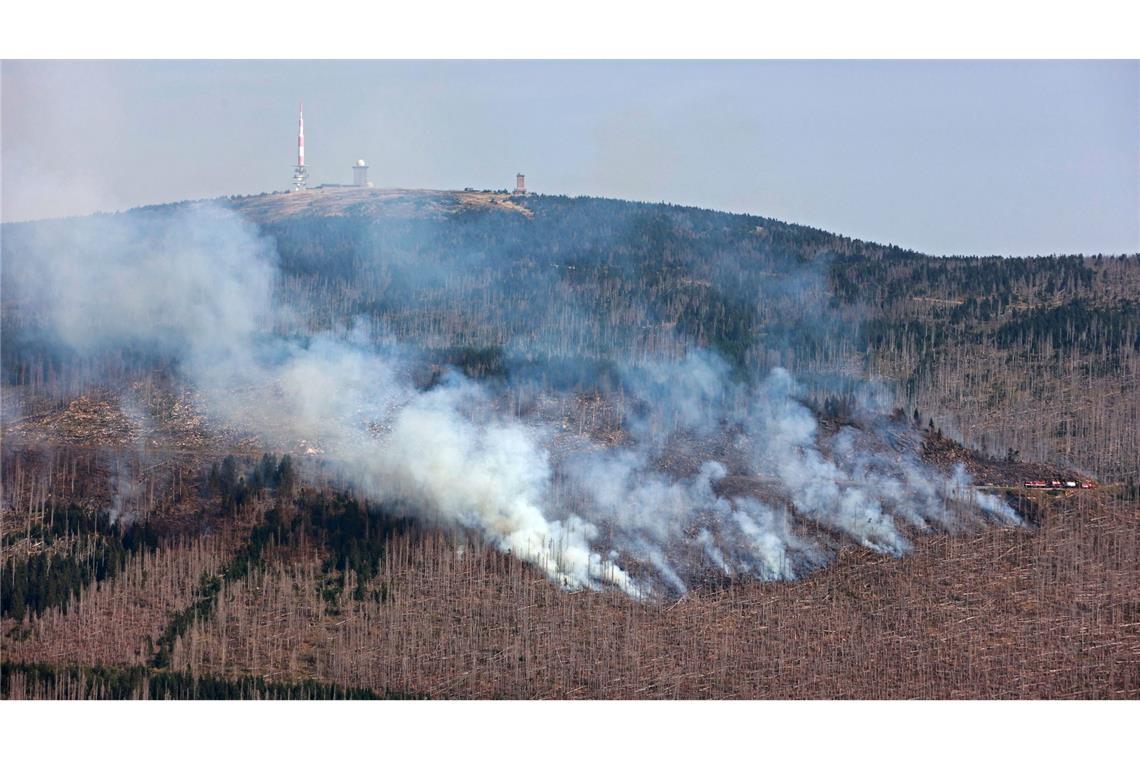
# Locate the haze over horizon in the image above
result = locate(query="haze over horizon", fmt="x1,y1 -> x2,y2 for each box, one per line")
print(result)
1,59 -> 1136,257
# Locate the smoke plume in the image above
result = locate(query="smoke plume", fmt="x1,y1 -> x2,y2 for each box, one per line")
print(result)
2,203 -> 1020,598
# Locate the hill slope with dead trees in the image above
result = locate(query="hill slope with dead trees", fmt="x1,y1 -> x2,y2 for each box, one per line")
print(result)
2,189 -> 1137,698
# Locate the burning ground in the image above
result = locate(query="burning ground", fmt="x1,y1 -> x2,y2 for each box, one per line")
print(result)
1,348 -> 1029,599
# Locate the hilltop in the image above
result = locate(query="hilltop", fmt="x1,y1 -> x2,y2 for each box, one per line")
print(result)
225,187 -> 533,225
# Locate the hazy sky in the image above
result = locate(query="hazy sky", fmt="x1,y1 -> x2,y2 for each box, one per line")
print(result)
2,60 -> 1136,256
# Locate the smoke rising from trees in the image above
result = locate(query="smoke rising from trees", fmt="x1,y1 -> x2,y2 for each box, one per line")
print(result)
3,203 -> 1020,597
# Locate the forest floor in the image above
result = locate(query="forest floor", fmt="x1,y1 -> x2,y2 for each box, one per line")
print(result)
3,483 -> 1136,699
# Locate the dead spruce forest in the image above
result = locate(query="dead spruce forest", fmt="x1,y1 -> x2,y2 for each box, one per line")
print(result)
1,188 -> 1137,699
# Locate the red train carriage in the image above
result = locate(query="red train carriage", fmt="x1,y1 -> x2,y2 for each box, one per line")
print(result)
1023,479 -> 1097,489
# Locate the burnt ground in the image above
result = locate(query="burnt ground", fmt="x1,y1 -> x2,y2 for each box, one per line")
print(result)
1,377 -> 1102,513
918,427 -> 1090,486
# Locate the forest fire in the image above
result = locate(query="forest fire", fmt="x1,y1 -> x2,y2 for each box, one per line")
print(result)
2,188 -> 1136,700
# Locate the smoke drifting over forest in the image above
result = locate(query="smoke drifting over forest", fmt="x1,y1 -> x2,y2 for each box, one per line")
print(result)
2,202 -> 1021,597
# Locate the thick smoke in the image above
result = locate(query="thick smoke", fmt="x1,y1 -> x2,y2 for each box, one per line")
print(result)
2,203 -> 1019,599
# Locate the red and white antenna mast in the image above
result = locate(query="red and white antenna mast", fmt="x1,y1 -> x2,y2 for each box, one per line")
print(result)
297,101 -> 305,167
292,101 -> 308,191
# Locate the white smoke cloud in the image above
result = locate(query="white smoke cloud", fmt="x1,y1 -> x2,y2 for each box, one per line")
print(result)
3,203 -> 1019,599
